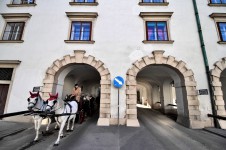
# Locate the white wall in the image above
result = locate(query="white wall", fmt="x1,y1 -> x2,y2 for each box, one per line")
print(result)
0,0 -> 224,122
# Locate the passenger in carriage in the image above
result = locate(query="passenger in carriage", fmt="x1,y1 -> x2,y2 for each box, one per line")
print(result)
70,83 -> 81,103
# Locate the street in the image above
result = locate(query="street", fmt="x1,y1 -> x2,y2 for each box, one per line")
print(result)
0,108 -> 226,150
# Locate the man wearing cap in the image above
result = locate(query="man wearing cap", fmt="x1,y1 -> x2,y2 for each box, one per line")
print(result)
70,84 -> 81,102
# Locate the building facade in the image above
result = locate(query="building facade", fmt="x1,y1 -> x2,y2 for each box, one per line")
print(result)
0,0 -> 225,128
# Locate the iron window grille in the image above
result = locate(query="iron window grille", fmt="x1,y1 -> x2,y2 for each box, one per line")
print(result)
142,0 -> 165,3
2,22 -> 25,41
70,22 -> 92,41
12,0 -> 35,4
146,21 -> 169,41
217,22 -> 226,42
0,68 -> 13,80
73,0 -> 95,3
210,0 -> 226,4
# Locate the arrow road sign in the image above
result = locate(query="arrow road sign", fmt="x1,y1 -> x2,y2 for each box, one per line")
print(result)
113,76 -> 124,88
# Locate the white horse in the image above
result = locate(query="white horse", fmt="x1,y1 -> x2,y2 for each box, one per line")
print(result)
27,91 -> 51,142
45,93 -> 78,146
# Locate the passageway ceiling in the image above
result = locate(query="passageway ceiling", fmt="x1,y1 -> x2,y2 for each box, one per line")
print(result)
65,64 -> 101,83
137,65 -> 179,86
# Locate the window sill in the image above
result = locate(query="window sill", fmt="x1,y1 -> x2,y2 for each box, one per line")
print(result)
138,2 -> 169,6
218,41 -> 226,44
142,40 -> 174,44
69,2 -> 99,6
64,40 -> 95,44
208,4 -> 226,7
7,4 -> 37,7
0,40 -> 24,43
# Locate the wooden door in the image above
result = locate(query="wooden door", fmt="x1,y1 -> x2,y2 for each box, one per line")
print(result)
0,84 -> 9,115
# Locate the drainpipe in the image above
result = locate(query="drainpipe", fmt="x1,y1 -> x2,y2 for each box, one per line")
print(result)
192,0 -> 220,128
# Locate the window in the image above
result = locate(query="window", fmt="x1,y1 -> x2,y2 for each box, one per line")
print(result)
0,13 -> 31,43
146,21 -> 168,41
69,0 -> 98,6
140,12 -> 173,44
7,0 -> 36,7
0,68 -> 14,80
70,22 -> 92,41
142,0 -> 164,3
217,22 -> 226,41
12,0 -> 35,4
2,23 -> 25,41
210,13 -> 226,44
74,0 -> 95,3
65,12 -> 97,44
139,0 -> 168,6
210,0 -> 226,4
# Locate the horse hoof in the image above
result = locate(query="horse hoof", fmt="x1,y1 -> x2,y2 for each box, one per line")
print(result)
32,140 -> 38,144
54,143 -> 59,146
66,129 -> 73,132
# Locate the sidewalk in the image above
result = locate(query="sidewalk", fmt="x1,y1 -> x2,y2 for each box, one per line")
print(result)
0,120 -> 33,140
203,127 -> 226,138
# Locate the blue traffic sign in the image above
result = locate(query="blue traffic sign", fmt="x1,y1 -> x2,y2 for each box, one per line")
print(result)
113,76 -> 124,88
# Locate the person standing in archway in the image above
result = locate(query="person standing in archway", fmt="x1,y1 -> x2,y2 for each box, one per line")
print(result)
71,83 -> 81,103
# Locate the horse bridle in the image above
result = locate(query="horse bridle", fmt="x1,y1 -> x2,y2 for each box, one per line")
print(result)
46,99 -> 58,111
27,97 -> 38,109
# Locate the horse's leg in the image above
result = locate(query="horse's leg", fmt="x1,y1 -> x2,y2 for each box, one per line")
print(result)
34,117 -> 42,141
33,117 -> 38,141
54,119 -> 66,146
66,118 -> 70,131
55,122 -> 60,130
46,117 -> 51,131
71,115 -> 76,131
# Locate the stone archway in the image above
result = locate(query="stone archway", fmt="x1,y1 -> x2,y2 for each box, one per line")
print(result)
210,58 -> 226,128
41,50 -> 111,126
126,50 -> 203,128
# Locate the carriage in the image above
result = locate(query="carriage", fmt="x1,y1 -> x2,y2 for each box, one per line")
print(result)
0,91 -> 97,146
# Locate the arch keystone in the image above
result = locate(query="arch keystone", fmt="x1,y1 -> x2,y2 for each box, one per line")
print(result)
152,50 -> 165,64
74,50 -> 85,63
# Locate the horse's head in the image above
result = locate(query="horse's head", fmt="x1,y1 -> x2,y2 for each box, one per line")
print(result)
27,91 -> 39,111
46,93 -> 58,112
